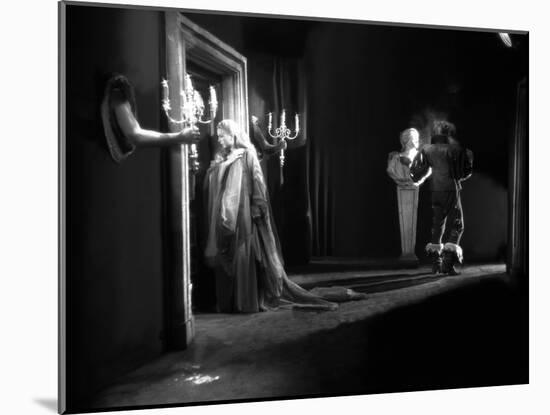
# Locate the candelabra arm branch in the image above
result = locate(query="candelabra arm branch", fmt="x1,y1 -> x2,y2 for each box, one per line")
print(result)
264,111 -> 300,169
267,128 -> 280,140
286,130 -> 300,140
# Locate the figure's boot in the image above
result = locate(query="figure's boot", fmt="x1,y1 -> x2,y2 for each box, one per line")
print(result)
425,243 -> 443,274
441,243 -> 463,276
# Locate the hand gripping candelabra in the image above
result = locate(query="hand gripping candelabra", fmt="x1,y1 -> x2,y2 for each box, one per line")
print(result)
161,74 -> 218,172
267,109 -> 300,167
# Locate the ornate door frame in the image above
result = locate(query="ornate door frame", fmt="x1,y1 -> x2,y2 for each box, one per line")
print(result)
164,11 -> 248,348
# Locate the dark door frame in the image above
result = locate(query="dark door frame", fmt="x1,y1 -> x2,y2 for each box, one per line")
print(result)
163,11 -> 248,349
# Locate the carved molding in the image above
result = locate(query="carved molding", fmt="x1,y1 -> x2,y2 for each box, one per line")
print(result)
177,14 -> 249,134
164,11 -> 249,349
165,11 -> 194,349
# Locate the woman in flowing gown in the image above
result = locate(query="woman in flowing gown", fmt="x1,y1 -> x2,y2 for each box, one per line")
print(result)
203,119 -> 343,313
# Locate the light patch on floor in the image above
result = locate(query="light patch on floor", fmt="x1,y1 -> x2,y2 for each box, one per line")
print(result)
184,374 -> 221,385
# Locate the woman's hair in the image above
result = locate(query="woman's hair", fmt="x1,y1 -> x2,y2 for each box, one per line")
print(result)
217,119 -> 255,150
399,128 -> 419,150
212,119 -> 256,163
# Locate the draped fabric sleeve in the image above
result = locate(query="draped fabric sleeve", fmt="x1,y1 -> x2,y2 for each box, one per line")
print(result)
220,158 -> 244,235
203,164 -> 222,265
214,155 -> 247,274
246,149 -> 269,221
387,151 -> 415,186
386,151 -> 401,182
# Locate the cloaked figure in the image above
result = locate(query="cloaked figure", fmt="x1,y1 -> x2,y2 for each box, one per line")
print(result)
410,121 -> 473,275
203,119 -> 365,313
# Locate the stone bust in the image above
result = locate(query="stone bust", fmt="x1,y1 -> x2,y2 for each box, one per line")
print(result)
387,128 -> 420,188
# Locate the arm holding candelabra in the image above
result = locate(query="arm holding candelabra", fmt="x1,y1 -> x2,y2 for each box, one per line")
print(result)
114,100 -> 200,147
101,74 -> 202,163
161,75 -> 218,172
266,110 -> 299,167
250,116 -> 287,158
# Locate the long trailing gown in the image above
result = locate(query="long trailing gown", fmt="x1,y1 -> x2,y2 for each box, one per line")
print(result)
203,147 -> 342,313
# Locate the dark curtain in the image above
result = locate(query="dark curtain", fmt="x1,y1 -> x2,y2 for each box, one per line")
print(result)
508,77 -> 528,280
304,54 -> 336,259
307,113 -> 334,257
264,58 -> 312,266
271,55 -> 336,260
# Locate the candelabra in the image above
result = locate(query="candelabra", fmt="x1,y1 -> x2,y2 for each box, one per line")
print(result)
161,74 -> 218,171
267,109 -> 300,167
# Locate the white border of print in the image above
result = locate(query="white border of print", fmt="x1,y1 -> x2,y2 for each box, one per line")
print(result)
1,0 -> 545,414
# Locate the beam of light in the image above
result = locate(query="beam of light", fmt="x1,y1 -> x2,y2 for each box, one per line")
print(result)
498,33 -> 513,47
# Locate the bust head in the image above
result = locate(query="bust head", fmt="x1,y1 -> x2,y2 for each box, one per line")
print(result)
400,128 -> 419,152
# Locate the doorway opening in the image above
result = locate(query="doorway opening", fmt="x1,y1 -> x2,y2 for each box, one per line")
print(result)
163,12 -> 249,347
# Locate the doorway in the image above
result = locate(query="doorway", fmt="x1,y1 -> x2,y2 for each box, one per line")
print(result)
163,11 -> 249,347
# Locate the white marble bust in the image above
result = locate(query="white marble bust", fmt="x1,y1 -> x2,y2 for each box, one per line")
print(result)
387,128 -> 419,188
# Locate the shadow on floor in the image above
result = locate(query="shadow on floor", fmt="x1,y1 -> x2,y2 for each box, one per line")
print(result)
306,277 -> 528,395
195,275 -> 529,398
303,272 -> 442,293
86,271 -> 528,412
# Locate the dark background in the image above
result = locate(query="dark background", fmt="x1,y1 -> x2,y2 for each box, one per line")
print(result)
185,11 -> 525,263
64,4 -> 527,409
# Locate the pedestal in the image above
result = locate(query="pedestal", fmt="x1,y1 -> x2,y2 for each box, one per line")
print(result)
397,185 -> 419,263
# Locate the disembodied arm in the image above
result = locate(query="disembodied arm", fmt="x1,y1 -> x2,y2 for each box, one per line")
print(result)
114,101 -> 200,147
250,116 -> 287,156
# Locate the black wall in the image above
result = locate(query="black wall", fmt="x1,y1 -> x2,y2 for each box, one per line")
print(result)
66,5 -> 166,408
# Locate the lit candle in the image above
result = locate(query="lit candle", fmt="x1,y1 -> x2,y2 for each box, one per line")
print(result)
161,79 -> 169,102
281,110 -> 286,127
180,90 -> 186,106
295,113 -> 300,133
181,90 -> 188,118
194,90 -> 203,107
209,85 -> 218,114
185,74 -> 193,96
268,112 -> 273,129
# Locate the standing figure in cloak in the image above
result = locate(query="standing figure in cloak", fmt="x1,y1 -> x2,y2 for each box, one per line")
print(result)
203,119 -> 358,313
410,120 -> 474,275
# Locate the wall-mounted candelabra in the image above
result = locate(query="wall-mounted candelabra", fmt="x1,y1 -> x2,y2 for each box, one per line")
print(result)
267,109 -> 300,167
161,74 -> 218,172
